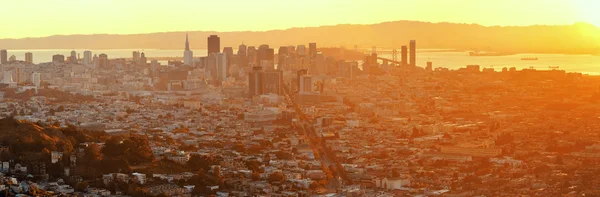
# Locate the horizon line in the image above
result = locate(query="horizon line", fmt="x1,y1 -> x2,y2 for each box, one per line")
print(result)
0,20 -> 596,40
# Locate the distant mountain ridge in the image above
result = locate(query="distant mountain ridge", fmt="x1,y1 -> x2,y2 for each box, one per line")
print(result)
1,20 -> 599,54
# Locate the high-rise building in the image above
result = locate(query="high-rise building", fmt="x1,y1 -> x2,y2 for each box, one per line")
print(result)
25,52 -> 33,64
297,45 -> 306,56
409,40 -> 416,67
247,46 -> 256,63
426,62 -> 433,71
215,53 -> 227,82
93,54 -> 99,68
309,43 -> 317,58
52,54 -> 65,64
83,51 -> 92,66
207,35 -> 220,55
31,72 -> 41,87
299,75 -> 313,93
278,46 -> 288,70
0,50 -> 7,64
140,52 -> 147,66
249,66 -> 263,97
262,69 -> 283,95
248,66 -> 283,97
313,53 -> 325,75
297,69 -> 307,92
8,55 -> 16,62
401,46 -> 408,66
133,51 -> 140,64
151,60 -> 159,76
184,34 -> 194,66
266,48 -> 274,63
238,43 -> 247,57
98,53 -> 109,68
70,50 -> 77,63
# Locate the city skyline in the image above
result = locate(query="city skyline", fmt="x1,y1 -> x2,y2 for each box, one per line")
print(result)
0,0 -> 598,39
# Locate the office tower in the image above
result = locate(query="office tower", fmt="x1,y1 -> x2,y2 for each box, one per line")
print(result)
8,55 -> 16,62
248,66 -> 283,97
151,60 -> 159,76
31,72 -> 41,87
313,53 -> 325,75
237,43 -> 248,68
140,52 -> 147,66
70,50 -> 77,63
278,46 -> 288,70
261,69 -> 283,95
93,54 -> 99,68
25,52 -> 33,64
2,70 -> 14,83
409,40 -> 416,66
257,45 -> 267,63
249,66 -> 262,97
52,54 -> 65,64
297,69 -> 307,92
223,47 -> 233,57
0,50 -> 7,64
426,62 -> 433,71
83,51 -> 92,66
215,53 -> 227,82
247,46 -> 256,63
266,48 -> 274,63
98,53 -> 109,68
401,46 -> 408,66
184,34 -> 194,66
309,43 -> 317,58
207,35 -> 220,55
238,43 -> 247,57
287,46 -> 296,55
133,51 -> 140,64
299,75 -> 313,93
297,45 -> 306,56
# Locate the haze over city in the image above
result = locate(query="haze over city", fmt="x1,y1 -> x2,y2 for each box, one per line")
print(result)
0,0 -> 600,197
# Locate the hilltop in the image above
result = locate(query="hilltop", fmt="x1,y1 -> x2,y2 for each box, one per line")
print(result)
0,21 -> 599,54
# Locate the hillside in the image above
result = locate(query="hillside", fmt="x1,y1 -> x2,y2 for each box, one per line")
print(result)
0,21 -> 599,54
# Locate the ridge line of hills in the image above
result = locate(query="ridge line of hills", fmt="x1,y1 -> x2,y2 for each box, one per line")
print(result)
1,20 -> 599,54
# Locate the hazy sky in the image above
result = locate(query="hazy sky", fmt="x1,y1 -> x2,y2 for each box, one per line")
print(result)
0,0 -> 598,39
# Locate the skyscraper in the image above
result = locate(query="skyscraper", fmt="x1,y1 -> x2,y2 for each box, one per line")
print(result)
140,52 -> 147,66
248,66 -> 283,97
261,69 -> 283,95
0,50 -> 7,64
52,54 -> 65,64
93,54 -> 99,68
151,60 -> 159,76
297,69 -> 307,92
133,51 -> 140,64
409,40 -> 416,67
70,50 -> 77,63
309,43 -> 317,58
297,45 -> 306,56
401,46 -> 407,66
83,50 -> 92,66
215,53 -> 227,82
25,52 -> 33,64
278,46 -> 288,70
237,43 -> 247,57
249,66 -> 263,97
184,34 -> 194,66
247,46 -> 256,64
207,35 -> 220,55
31,72 -> 41,87
98,53 -> 109,68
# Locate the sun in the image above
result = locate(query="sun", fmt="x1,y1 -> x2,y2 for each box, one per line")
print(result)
574,0 -> 600,27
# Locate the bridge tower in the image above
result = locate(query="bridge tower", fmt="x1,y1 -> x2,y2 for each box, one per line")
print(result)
392,49 -> 398,62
